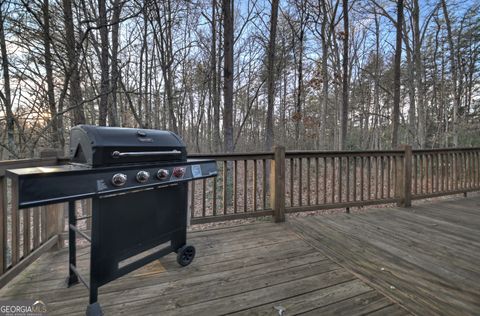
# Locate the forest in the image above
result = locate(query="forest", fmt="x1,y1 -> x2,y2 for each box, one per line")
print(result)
0,0 -> 479,159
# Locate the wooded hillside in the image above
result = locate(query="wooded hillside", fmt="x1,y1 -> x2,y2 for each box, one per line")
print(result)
0,0 -> 479,158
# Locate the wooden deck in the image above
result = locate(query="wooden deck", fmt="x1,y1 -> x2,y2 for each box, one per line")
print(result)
290,194 -> 480,316
0,195 -> 479,315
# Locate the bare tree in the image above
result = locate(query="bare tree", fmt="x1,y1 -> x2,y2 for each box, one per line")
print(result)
110,0 -> 124,127
223,0 -> 234,152
441,0 -> 459,146
0,2 -> 15,157
63,0 -> 85,125
265,0 -> 280,151
339,0 -> 349,149
98,0 -> 109,126
392,0 -> 404,148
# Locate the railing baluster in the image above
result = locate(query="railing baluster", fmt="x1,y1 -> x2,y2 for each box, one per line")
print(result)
470,152 -> 474,189
346,156 -> 350,202
448,153 -> 452,191
290,158 -> 294,207
444,153 -> 447,191
233,160 -> 238,213
380,156 -> 385,199
11,179 -> 19,265
41,206 -> 47,243
332,157 -> 336,203
361,157 -> 365,201
477,151 -> 480,187
243,160 -> 248,212
315,157 -> 319,205
262,159 -> 267,210
298,158 -> 303,206
413,155 -> 417,195
375,156 -> 379,200
464,152 -> 467,189
465,152 -> 471,189
393,156 -> 397,197
420,154 -> 424,195
434,154 -> 438,192
459,152 -> 463,190
212,174 -> 217,216
387,156 -> 391,198
0,177 -> 6,273
202,179 -> 206,217
33,206 -> 40,248
444,153 -> 448,191
463,152 -> 466,189
453,153 -> 460,190
339,156 -> 343,203
23,208 -> 31,257
425,154 -> 430,193
323,157 -> 327,204
437,153 -> 443,192
223,161 -> 227,214
476,151 -> 479,188
253,160 -> 257,211
353,157 -> 357,201
367,156 -> 371,200
307,158 -> 311,206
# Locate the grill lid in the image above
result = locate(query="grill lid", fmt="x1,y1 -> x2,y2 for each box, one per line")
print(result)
70,125 -> 187,167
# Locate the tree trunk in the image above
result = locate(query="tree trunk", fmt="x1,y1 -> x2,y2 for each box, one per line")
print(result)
265,0 -> 279,151
405,37 -> 416,146
0,4 -> 15,157
110,0 -> 123,127
42,0 -> 63,149
441,0 -> 459,147
223,0 -> 234,153
391,0 -> 403,148
63,0 -> 85,125
319,1 -> 329,150
295,30 -> 304,146
373,7 -> 381,149
413,0 -> 425,147
339,0 -> 349,149
98,0 -> 109,126
211,0 -> 220,152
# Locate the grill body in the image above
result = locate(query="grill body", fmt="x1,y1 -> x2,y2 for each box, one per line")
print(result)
6,126 -> 217,316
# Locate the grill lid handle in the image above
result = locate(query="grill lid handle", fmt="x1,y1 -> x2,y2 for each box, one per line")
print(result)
111,150 -> 181,158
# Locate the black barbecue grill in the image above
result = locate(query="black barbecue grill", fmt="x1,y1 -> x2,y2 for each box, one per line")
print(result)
6,125 -> 218,316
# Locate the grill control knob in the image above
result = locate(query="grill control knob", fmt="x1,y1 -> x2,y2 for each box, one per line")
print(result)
157,169 -> 169,180
111,173 -> 127,187
136,171 -> 150,183
173,167 -> 185,178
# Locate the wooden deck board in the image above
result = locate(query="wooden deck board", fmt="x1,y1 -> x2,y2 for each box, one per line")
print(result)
289,195 -> 480,316
0,221 -> 407,315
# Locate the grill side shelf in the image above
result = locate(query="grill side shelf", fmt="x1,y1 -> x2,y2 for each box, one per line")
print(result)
6,160 -> 217,209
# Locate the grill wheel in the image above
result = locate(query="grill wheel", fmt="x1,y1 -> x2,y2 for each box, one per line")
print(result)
176,245 -> 196,266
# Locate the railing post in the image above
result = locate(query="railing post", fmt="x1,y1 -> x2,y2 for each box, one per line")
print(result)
270,146 -> 286,222
396,144 -> 412,207
0,176 -> 6,275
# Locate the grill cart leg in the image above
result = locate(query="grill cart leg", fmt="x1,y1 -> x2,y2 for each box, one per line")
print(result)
66,201 -> 79,287
87,199 -> 103,316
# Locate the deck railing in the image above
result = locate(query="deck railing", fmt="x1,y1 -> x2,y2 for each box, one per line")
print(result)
411,148 -> 480,199
1,145 -> 479,287
187,153 -> 275,224
0,153 -> 66,287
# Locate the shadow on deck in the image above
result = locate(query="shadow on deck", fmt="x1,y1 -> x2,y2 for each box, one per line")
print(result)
1,195 -> 480,315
